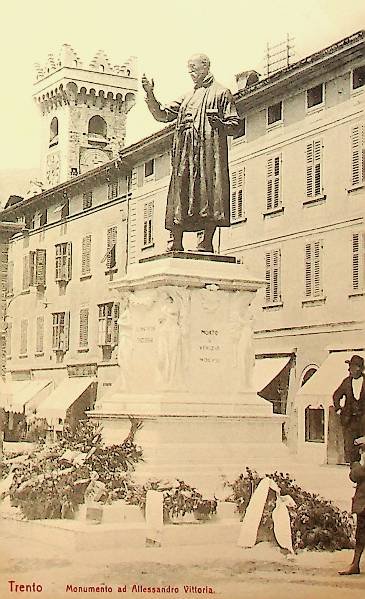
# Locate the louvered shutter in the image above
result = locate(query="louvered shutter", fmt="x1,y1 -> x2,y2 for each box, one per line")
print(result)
79,308 -> 89,348
351,124 -> 365,187
137,165 -> 144,187
306,143 -> 313,197
155,154 -> 170,180
305,243 -> 312,297
237,168 -> 244,220
265,252 -> 271,303
64,311 -> 70,351
313,241 -> 322,296
272,249 -> 281,303
20,319 -> 28,355
81,235 -> 91,276
106,226 -> 117,269
35,249 -> 46,287
22,255 -> 29,289
112,302 -> 120,346
273,157 -> 280,208
352,233 -> 365,290
65,242 -> 72,281
267,159 -> 273,210
36,316 -> 44,353
231,171 -> 237,221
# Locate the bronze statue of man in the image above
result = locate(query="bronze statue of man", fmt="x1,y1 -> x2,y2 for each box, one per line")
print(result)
142,54 -> 240,253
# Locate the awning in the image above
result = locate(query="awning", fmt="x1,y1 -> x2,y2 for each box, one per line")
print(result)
297,352 -> 365,409
254,357 -> 291,392
0,380 -> 53,414
36,377 -> 95,424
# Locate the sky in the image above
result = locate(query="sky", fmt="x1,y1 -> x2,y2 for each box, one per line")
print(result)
0,0 -> 364,172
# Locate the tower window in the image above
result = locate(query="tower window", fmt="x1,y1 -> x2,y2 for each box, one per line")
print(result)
88,115 -> 107,138
49,117 -> 59,147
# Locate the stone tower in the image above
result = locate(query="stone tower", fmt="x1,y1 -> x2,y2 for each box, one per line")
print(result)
33,44 -> 138,188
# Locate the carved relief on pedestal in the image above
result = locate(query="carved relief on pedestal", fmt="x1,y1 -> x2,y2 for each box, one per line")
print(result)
117,294 -> 132,391
155,286 -> 190,390
230,293 -> 256,391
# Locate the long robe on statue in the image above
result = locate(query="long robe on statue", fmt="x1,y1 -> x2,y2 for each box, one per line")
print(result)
145,75 -> 240,232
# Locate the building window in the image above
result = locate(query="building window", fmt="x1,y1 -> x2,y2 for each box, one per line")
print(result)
305,407 -> 325,442
266,155 -> 281,210
267,101 -> 282,126
301,366 -> 318,387
20,319 -> 28,356
108,181 -> 119,200
88,115 -> 107,138
81,235 -> 92,277
26,250 -> 47,288
7,261 -> 14,295
230,167 -> 245,223
305,240 -> 323,298
79,308 -> 89,349
265,249 -> 281,305
307,84 -> 324,109
233,117 -> 246,140
144,159 -> 155,179
103,226 -> 117,270
143,202 -> 154,247
83,191 -> 93,210
49,117 -> 59,147
6,322 -> 12,358
306,140 -> 323,198
55,242 -> 72,282
352,232 -> 365,291
350,123 -> 365,187
52,312 -> 70,352
61,200 -> 69,220
353,65 -> 365,91
35,316 -> 44,354
98,303 -> 119,346
40,208 -> 48,227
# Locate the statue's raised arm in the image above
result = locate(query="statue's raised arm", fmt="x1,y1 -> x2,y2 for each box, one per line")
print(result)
142,73 -> 181,123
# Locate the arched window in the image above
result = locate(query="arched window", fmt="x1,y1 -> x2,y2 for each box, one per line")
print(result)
88,115 -> 107,138
49,117 -> 59,146
99,64 -> 105,72
301,366 -> 318,387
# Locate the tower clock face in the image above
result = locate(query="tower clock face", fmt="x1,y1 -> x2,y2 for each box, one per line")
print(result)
46,152 -> 60,187
79,148 -> 110,174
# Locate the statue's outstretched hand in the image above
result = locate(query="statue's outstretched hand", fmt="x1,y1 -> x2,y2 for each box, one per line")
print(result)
142,74 -> 154,96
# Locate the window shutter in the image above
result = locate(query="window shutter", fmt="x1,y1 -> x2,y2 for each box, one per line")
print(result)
22,255 -> 29,290
272,249 -> 281,303
273,157 -> 280,208
66,243 -> 72,281
314,141 -> 322,197
20,319 -> 28,355
352,232 -> 365,290
112,302 -> 120,346
7,261 -> 14,294
155,154 -> 170,180
106,226 -> 117,269
35,249 -> 47,287
305,243 -> 312,297
306,142 -> 314,197
137,165 -> 144,187
98,305 -> 106,346
237,168 -> 244,220
351,124 -> 365,186
267,158 -> 273,210
81,235 -> 91,276
36,316 -> 44,353
265,252 -> 271,303
231,171 -> 237,222
64,311 -> 70,351
6,322 -> 12,356
79,308 -> 89,348
313,241 -> 322,296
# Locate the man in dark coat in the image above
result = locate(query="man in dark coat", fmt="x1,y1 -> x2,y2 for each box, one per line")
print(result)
142,54 -> 241,253
333,355 -> 365,463
339,436 -> 365,575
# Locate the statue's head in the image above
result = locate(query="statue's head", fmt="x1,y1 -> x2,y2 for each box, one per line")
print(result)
187,54 -> 210,85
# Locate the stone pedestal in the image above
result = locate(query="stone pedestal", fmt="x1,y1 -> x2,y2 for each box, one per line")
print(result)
91,254 -> 287,490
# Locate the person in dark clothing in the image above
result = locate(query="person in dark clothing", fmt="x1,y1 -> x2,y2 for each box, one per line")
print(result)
339,436 -> 365,575
333,355 -> 365,463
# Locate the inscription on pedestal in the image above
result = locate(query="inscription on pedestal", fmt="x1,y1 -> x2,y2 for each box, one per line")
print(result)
199,329 -> 221,365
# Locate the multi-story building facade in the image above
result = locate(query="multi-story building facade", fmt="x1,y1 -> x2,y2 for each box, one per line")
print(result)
1,32 -> 364,458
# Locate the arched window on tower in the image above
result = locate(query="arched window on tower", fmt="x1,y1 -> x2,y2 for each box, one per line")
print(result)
49,117 -> 59,147
88,115 -> 107,144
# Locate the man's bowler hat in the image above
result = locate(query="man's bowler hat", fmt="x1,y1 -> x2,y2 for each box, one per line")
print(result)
345,355 -> 364,370
354,436 -> 365,448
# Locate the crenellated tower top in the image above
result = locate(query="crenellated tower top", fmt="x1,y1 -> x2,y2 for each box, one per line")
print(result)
33,45 -> 138,188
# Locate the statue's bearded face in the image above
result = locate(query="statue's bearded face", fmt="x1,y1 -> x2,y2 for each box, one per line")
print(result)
188,56 -> 210,84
